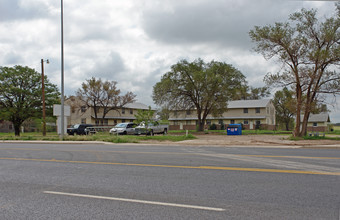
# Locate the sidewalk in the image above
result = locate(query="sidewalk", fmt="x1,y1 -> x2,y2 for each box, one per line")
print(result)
1,134 -> 340,148
176,134 -> 340,147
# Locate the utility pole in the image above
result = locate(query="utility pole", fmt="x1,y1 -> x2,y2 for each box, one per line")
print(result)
41,59 -> 49,136
61,0 -> 65,140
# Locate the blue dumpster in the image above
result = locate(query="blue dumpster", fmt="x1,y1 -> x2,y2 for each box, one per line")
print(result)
227,124 -> 242,135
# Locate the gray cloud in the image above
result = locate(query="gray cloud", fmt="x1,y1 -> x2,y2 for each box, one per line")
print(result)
86,51 -> 126,80
1,0 -> 338,121
141,0 -> 316,49
2,52 -> 24,65
0,0 -> 51,22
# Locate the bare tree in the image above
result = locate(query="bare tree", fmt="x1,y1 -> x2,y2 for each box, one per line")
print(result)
77,77 -> 136,125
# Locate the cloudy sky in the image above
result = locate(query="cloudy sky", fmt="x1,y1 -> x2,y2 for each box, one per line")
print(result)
1,0 -> 339,122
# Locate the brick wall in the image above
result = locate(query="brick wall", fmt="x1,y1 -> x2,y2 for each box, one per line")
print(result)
307,126 -> 327,132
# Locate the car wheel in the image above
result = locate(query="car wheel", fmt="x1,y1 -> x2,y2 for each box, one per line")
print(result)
123,131 -> 127,135
150,130 -> 154,136
163,129 -> 167,135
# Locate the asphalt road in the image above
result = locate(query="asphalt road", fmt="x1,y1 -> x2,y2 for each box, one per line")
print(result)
0,142 -> 339,219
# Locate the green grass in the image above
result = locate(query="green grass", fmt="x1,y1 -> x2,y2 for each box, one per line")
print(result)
329,126 -> 340,135
0,132 -> 196,143
169,129 -> 292,135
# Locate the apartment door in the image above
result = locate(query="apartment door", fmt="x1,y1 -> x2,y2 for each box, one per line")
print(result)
250,120 -> 254,129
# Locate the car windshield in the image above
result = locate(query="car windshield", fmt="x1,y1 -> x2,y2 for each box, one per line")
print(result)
115,123 -> 127,128
72,124 -> 80,128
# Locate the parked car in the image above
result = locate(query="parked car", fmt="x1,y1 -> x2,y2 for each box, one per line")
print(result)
134,121 -> 169,136
67,124 -> 93,135
109,122 -> 137,135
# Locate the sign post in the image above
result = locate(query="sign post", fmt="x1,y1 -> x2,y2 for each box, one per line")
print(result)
53,104 -> 70,136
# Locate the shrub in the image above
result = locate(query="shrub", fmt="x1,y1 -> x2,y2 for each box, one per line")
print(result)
210,123 -> 217,130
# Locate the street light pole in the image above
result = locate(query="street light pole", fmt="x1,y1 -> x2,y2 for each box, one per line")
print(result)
41,59 -> 49,136
60,0 -> 65,140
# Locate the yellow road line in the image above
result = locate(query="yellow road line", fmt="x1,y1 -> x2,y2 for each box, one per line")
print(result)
0,157 -> 339,176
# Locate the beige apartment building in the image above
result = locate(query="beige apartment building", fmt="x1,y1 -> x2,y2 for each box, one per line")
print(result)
65,97 -> 150,126
168,99 -> 276,130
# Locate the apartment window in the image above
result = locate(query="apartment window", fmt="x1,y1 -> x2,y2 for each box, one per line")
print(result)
243,108 -> 248,113
130,119 -> 134,122
256,108 -> 260,113
230,120 -> 235,124
186,120 -> 191,125
103,119 -> 108,125
218,120 -> 223,125
122,108 -> 125,114
114,120 -> 117,125
130,109 -> 133,114
244,120 -> 249,125
313,122 -> 318,127
81,106 -> 86,113
71,106 -> 75,113
81,118 -> 86,124
122,119 -> 126,123
186,110 -> 191,115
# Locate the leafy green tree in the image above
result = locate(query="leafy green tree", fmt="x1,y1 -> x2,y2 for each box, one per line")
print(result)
76,77 -> 136,125
273,88 -> 296,131
156,106 -> 170,121
249,6 -> 340,137
249,87 -> 271,100
153,59 -> 246,131
134,106 -> 155,125
0,65 -> 60,136
231,85 -> 270,100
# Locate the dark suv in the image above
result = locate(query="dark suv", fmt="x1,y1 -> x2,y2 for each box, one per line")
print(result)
67,124 -> 93,135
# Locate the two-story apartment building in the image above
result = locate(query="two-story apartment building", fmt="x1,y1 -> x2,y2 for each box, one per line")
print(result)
65,97 -> 151,126
168,99 -> 276,130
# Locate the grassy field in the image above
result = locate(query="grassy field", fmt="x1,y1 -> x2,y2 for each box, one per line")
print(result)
169,129 -> 292,135
0,132 -> 196,143
1,126 -> 339,143
332,126 -> 340,134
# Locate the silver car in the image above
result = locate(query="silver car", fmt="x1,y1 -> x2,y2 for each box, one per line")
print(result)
109,122 -> 136,135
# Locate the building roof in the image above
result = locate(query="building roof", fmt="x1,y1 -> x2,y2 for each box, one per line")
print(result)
307,113 -> 330,123
227,99 -> 271,108
125,102 -> 150,110
66,96 -> 151,110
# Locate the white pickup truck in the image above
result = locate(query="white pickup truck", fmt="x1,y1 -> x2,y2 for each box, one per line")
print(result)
135,121 -> 169,136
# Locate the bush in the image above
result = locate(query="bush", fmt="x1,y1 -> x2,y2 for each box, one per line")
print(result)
209,123 -> 217,130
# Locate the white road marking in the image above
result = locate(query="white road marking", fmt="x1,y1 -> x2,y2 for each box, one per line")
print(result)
43,191 -> 225,212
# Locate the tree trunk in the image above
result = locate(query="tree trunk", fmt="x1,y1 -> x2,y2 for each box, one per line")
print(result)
197,120 -> 205,132
301,108 -> 311,137
285,121 -> 290,131
293,85 -> 303,137
13,122 -> 21,136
